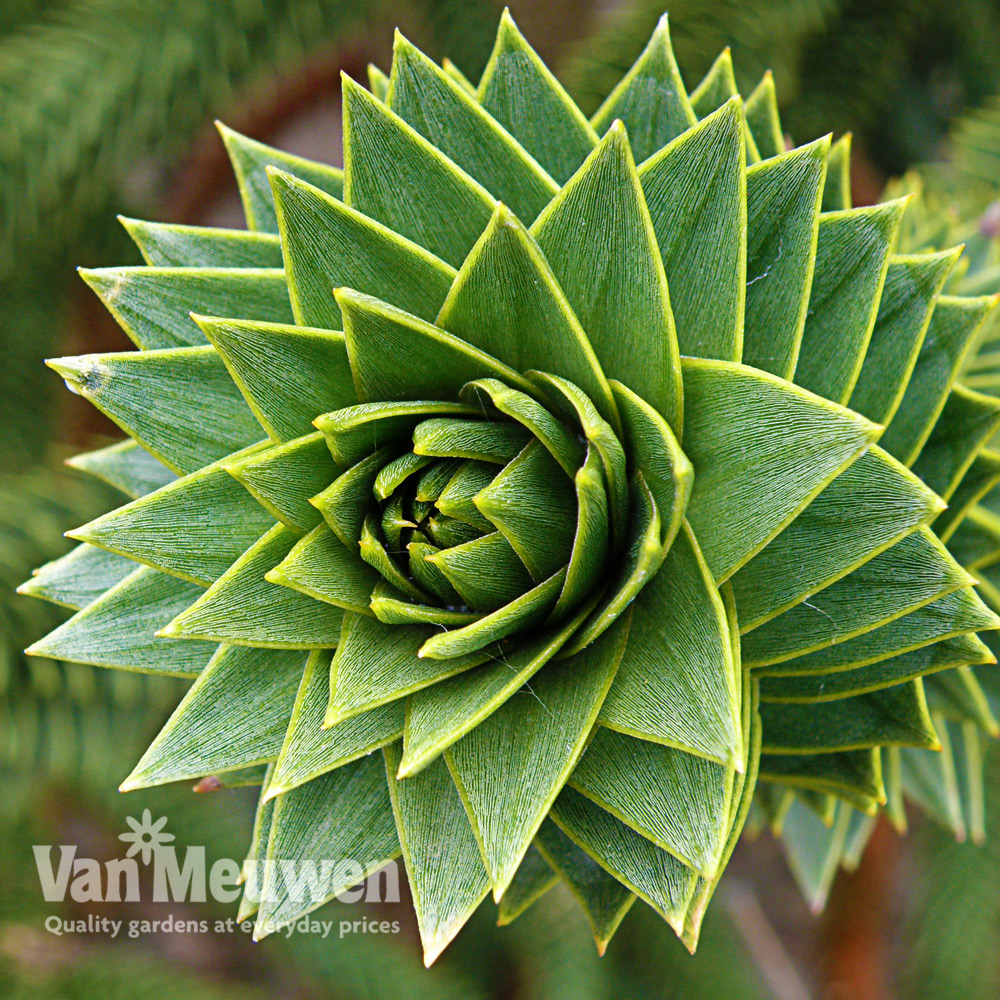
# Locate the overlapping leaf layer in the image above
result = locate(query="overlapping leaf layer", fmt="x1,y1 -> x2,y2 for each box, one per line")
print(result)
759,143 -> 1000,909
22,10 -> 1000,960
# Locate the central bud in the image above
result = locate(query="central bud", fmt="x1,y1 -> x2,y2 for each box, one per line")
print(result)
309,376 -> 626,660
366,416 -> 578,611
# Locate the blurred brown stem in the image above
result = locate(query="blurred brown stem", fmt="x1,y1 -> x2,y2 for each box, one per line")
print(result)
820,817 -> 897,1000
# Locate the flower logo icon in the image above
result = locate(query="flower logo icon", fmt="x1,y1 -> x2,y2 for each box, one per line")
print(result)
118,809 -> 175,865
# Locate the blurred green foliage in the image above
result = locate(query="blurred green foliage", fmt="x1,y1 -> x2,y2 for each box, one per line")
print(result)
899,750 -> 1000,1000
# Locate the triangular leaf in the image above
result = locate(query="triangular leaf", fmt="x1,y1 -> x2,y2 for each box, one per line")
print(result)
609,380 -> 691,545
18,543 -> 135,611
460,379 -> 585,476
912,384 -> 1000,501
225,433 -> 337,533
48,347 -> 264,475
367,64 -> 390,100
689,48 -> 737,119
270,169 -> 456,328
598,522 -> 741,765
794,201 -> 904,404
435,203 -> 619,430
936,451 -> 1000,542
761,681 -> 939,753
898,719 -> 966,839
384,742 -> 490,966
343,75 -> 495,267
326,611 -> 486,725
254,755 -> 399,936
121,217 -> 283,268
269,650 -> 404,796
197,317 -> 356,443
570,726 -> 734,876
848,249 -> 961,426
388,32 -> 557,221
534,818 -> 635,955
590,13 -> 696,163
822,133 -> 852,211
478,9 -> 597,183
880,295 -> 997,465
731,446 -> 943,631
66,440 -> 176,499
337,288 -> 532,403
267,523 -> 379,615
760,587 -> 1000,676
238,770 -> 275,922
446,615 -> 627,899
316,400 -> 478,468
564,471 -> 664,656
742,528 -> 972,666
68,444 -> 274,585
121,644 -> 309,788
79,266 -> 291,350
400,600 -> 592,776
313,447 -> 402,552
472,440 -> 576,581
743,137 -> 828,378
496,845 -> 557,925
163,524 -> 344,648
413,568 -> 566,661
760,634 -> 993,702
777,798 -> 852,912
531,123 -> 682,429
217,123 -> 344,233
638,99 -> 747,362
428,531 -> 534,612
744,71 -> 784,160
27,566 -> 215,676
550,785 -> 696,934
681,358 -> 878,581
758,751 -> 883,812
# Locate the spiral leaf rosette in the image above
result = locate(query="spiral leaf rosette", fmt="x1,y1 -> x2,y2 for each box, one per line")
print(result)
21,11 -> 1000,961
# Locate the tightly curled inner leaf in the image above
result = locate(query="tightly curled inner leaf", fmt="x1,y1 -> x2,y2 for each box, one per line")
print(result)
23,8 -> 1000,964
